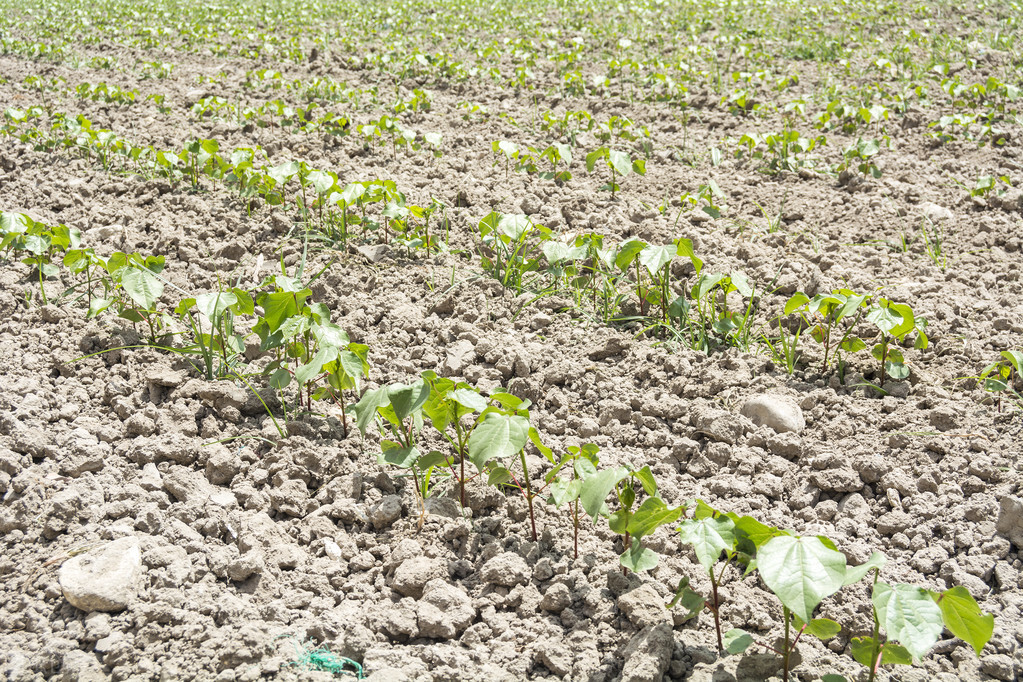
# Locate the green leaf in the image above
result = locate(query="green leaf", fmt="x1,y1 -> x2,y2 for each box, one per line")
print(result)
1002,350 -> 1023,375
785,292 -> 810,315
378,441 -> 420,468
678,515 -> 736,573
608,149 -> 632,176
450,387 -> 487,412
666,576 -> 705,621
620,537 -> 658,572
352,385 -> 390,436
467,412 -> 529,471
269,367 -> 291,390
872,582 -> 943,661
843,551 -> 886,586
802,617 -> 841,640
935,586 -> 993,656
120,267 -> 163,310
723,629 -> 755,655
758,535 -> 847,623
387,380 -> 430,422
638,244 -> 675,277
867,304 -> 905,335
626,497 -> 683,539
579,466 -> 629,520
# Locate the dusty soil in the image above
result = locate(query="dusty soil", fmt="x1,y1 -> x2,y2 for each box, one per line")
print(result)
0,1 -> 1021,681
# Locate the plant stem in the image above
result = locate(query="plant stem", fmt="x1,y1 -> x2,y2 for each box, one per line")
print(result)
782,606 -> 791,682
519,450 -> 537,541
710,566 -> 724,651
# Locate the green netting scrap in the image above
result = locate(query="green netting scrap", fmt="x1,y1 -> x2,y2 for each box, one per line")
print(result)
278,635 -> 366,679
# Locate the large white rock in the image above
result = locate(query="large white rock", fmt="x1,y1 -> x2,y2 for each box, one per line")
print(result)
740,394 -> 805,434
59,537 -> 143,612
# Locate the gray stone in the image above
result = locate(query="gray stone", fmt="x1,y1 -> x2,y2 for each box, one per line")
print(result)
440,339 -> 475,377
981,653 -> 1017,681
809,468 -> 862,492
227,551 -> 264,581
59,537 -> 143,612
740,395 -> 805,433
480,552 -> 530,587
537,640 -> 573,676
920,202 -> 953,223
618,584 -> 670,628
139,463 -> 162,491
995,496 -> 1023,548
416,579 -> 475,639
621,623 -> 673,682
369,495 -> 403,529
539,582 -> 572,613
356,244 -> 390,263
392,556 -> 445,599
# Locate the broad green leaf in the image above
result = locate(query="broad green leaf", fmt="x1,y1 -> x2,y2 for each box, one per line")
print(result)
608,149 -> 632,176
388,380 -> 430,422
843,551 -> 886,586
723,629 -> 755,655
633,466 -> 657,497
620,537 -> 658,572
614,237 -> 647,270
294,345 -> 334,386
418,450 -> 450,470
120,267 -> 163,309
1002,350 -> 1023,375
269,367 -> 291,390
758,535 -> 847,623
352,385 -> 390,435
378,441 -> 420,469
872,582 -> 943,661
579,466 -> 629,520
450,387 -> 487,412
678,515 -> 735,573
638,244 -> 675,277
801,617 -> 841,640
626,497 -> 683,539
666,576 -> 705,621
785,292 -> 810,315
935,586 -> 993,656
467,412 -> 529,471
487,466 -> 512,486
867,304 -> 904,335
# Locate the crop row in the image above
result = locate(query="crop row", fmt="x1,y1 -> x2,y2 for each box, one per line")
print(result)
0,205 -> 1008,681
2,104 -> 1021,405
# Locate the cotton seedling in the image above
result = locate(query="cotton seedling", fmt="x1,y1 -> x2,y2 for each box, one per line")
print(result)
532,441 -> 601,559
476,212 -> 552,293
574,463 -> 682,573
352,379 -> 441,528
420,372 -> 489,509
466,392 -> 539,539
585,146 -> 645,198
491,140 -> 520,178
174,287 -> 254,380
978,350 -> 1023,411
784,290 -> 869,372
865,298 -> 928,384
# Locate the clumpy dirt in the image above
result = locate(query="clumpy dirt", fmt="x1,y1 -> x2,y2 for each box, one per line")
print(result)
0,0 -> 1022,681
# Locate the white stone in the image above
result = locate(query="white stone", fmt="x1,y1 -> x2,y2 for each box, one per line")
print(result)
740,394 -> 805,434
59,537 -> 143,612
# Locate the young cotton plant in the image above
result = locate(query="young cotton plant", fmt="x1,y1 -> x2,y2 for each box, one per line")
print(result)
865,297 -> 928,385
669,502 -> 993,682
352,379 -> 440,528
978,350 -> 1023,411
585,146 -> 645,198
576,464 -> 682,573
